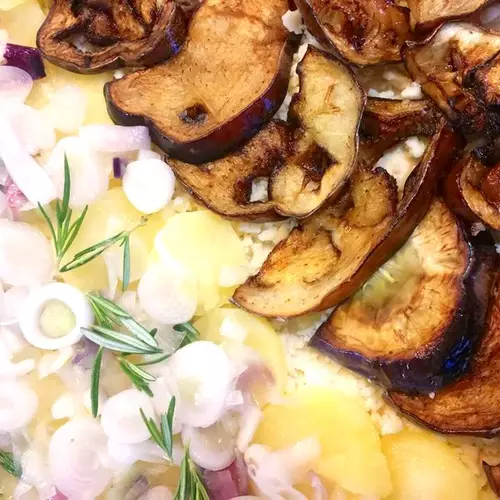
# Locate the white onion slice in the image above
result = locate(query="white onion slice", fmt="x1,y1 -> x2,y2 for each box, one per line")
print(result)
80,124 -> 151,152
236,405 -> 262,453
138,262 -> 198,325
44,136 -> 109,208
41,85 -> 87,134
158,341 -> 233,428
101,389 -> 156,444
0,117 -> 56,205
0,66 -> 32,109
19,283 -> 93,350
182,423 -> 236,471
0,380 -> 38,431
0,220 -> 54,287
122,159 -> 175,214
107,440 -> 165,468
137,149 -> 161,161
0,285 -> 30,325
49,418 -> 112,500
138,486 -> 173,500
150,377 -> 182,435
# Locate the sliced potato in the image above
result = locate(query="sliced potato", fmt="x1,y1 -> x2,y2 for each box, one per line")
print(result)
382,430 -> 478,500
295,0 -> 411,66
312,200 -> 497,393
105,0 -> 299,164
254,386 -> 392,497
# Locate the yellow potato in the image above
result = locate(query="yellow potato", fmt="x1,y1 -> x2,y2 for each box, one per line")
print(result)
0,1 -> 44,45
194,306 -> 287,394
382,430 -> 478,500
254,386 -> 392,498
155,211 -> 247,313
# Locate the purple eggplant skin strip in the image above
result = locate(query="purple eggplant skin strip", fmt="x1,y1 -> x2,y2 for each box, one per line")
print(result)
4,43 -> 46,80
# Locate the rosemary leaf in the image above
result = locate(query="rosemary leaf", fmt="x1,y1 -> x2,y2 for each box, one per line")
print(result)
82,326 -> 160,355
122,235 -> 131,291
174,447 -> 209,500
119,360 -> 154,397
87,294 -> 130,319
0,451 -> 21,478
174,322 -> 200,348
136,353 -> 171,366
91,347 -> 104,417
119,357 -> 156,382
140,397 -> 175,461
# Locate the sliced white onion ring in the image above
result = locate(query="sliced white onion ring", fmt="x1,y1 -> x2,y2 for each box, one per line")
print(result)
122,159 -> 175,214
19,283 -> 93,350
159,341 -> 233,428
0,117 -> 56,205
0,220 -> 54,287
0,66 -> 32,109
79,124 -> 151,152
49,418 -> 112,500
44,136 -> 109,208
0,380 -> 38,431
107,439 -> 165,467
151,377 -> 182,435
101,389 -> 156,444
182,423 -> 236,471
0,285 -> 30,325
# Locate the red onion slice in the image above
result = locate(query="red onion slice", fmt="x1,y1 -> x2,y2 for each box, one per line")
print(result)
80,124 -> 151,152
202,453 -> 249,500
3,43 -> 46,80
0,66 -> 33,108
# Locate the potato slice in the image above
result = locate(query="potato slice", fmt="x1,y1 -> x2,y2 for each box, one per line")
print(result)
444,151 -> 500,230
254,386 -> 392,497
105,0 -> 299,164
37,0 -> 188,73
382,430 -> 478,500
312,200 -> 498,393
295,0 -> 411,66
233,121 -> 459,318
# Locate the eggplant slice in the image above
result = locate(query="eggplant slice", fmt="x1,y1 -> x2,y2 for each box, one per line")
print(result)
294,0 -> 411,66
105,0 -> 299,164
233,118 -> 459,318
407,0 -> 492,32
37,0 -> 188,73
444,150 -> 500,230
484,463 -> 500,496
404,23 -> 500,134
389,271 -> 500,437
312,200 -> 496,394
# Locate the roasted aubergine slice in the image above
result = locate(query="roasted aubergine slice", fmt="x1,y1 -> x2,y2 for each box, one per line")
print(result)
389,271 -> 500,437
37,0 -> 188,73
233,121 -> 459,318
294,0 -> 411,66
407,0 -> 493,32
484,463 -> 500,496
404,23 -> 500,134
105,0 -> 299,164
444,150 -> 500,230
312,200 -> 496,393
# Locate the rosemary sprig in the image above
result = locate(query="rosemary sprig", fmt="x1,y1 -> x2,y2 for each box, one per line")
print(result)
174,322 -> 200,348
121,235 -> 131,291
174,447 -> 210,500
0,451 -> 21,478
119,357 -> 155,396
90,347 -> 104,418
140,397 -> 176,461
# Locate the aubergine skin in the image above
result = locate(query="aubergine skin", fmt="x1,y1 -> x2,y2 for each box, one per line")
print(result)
104,37 -> 299,164
484,463 -> 500,496
311,226 -> 498,394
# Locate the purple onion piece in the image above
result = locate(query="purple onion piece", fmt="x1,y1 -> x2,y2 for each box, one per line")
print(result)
113,157 -> 127,179
4,43 -> 46,80
72,337 -> 99,370
202,453 -> 249,500
47,489 -> 68,500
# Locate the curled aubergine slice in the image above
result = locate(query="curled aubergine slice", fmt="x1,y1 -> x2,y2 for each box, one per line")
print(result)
404,23 -> 500,134
105,0 -> 299,164
444,150 -> 500,230
294,0 -> 411,66
37,0 -> 188,73
312,200 -> 497,393
389,272 -> 500,437
233,119 -> 459,318
484,463 -> 500,496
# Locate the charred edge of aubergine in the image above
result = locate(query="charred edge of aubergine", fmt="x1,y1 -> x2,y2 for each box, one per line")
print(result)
104,34 -> 301,164
310,230 -> 498,394
484,462 -> 500,496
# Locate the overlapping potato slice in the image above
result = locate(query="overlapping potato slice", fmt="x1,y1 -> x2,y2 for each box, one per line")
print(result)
170,46 -> 364,220
404,23 -> 500,134
294,0 -> 411,65
37,0 -> 188,73
444,150 -> 500,230
389,273 -> 500,437
105,0 -> 299,163
312,200 -> 498,393
233,117 -> 459,318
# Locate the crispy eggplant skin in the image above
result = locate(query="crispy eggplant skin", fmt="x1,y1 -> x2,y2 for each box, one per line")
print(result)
169,121 -> 289,222
444,151 -> 500,230
270,47 -> 365,218
389,271 -> 500,437
37,0 -> 188,74
312,201 -> 495,394
233,122 -> 459,318
294,0 -> 411,66
404,23 -> 500,134
105,0 -> 299,164
407,0 -> 493,32
484,463 -> 500,496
